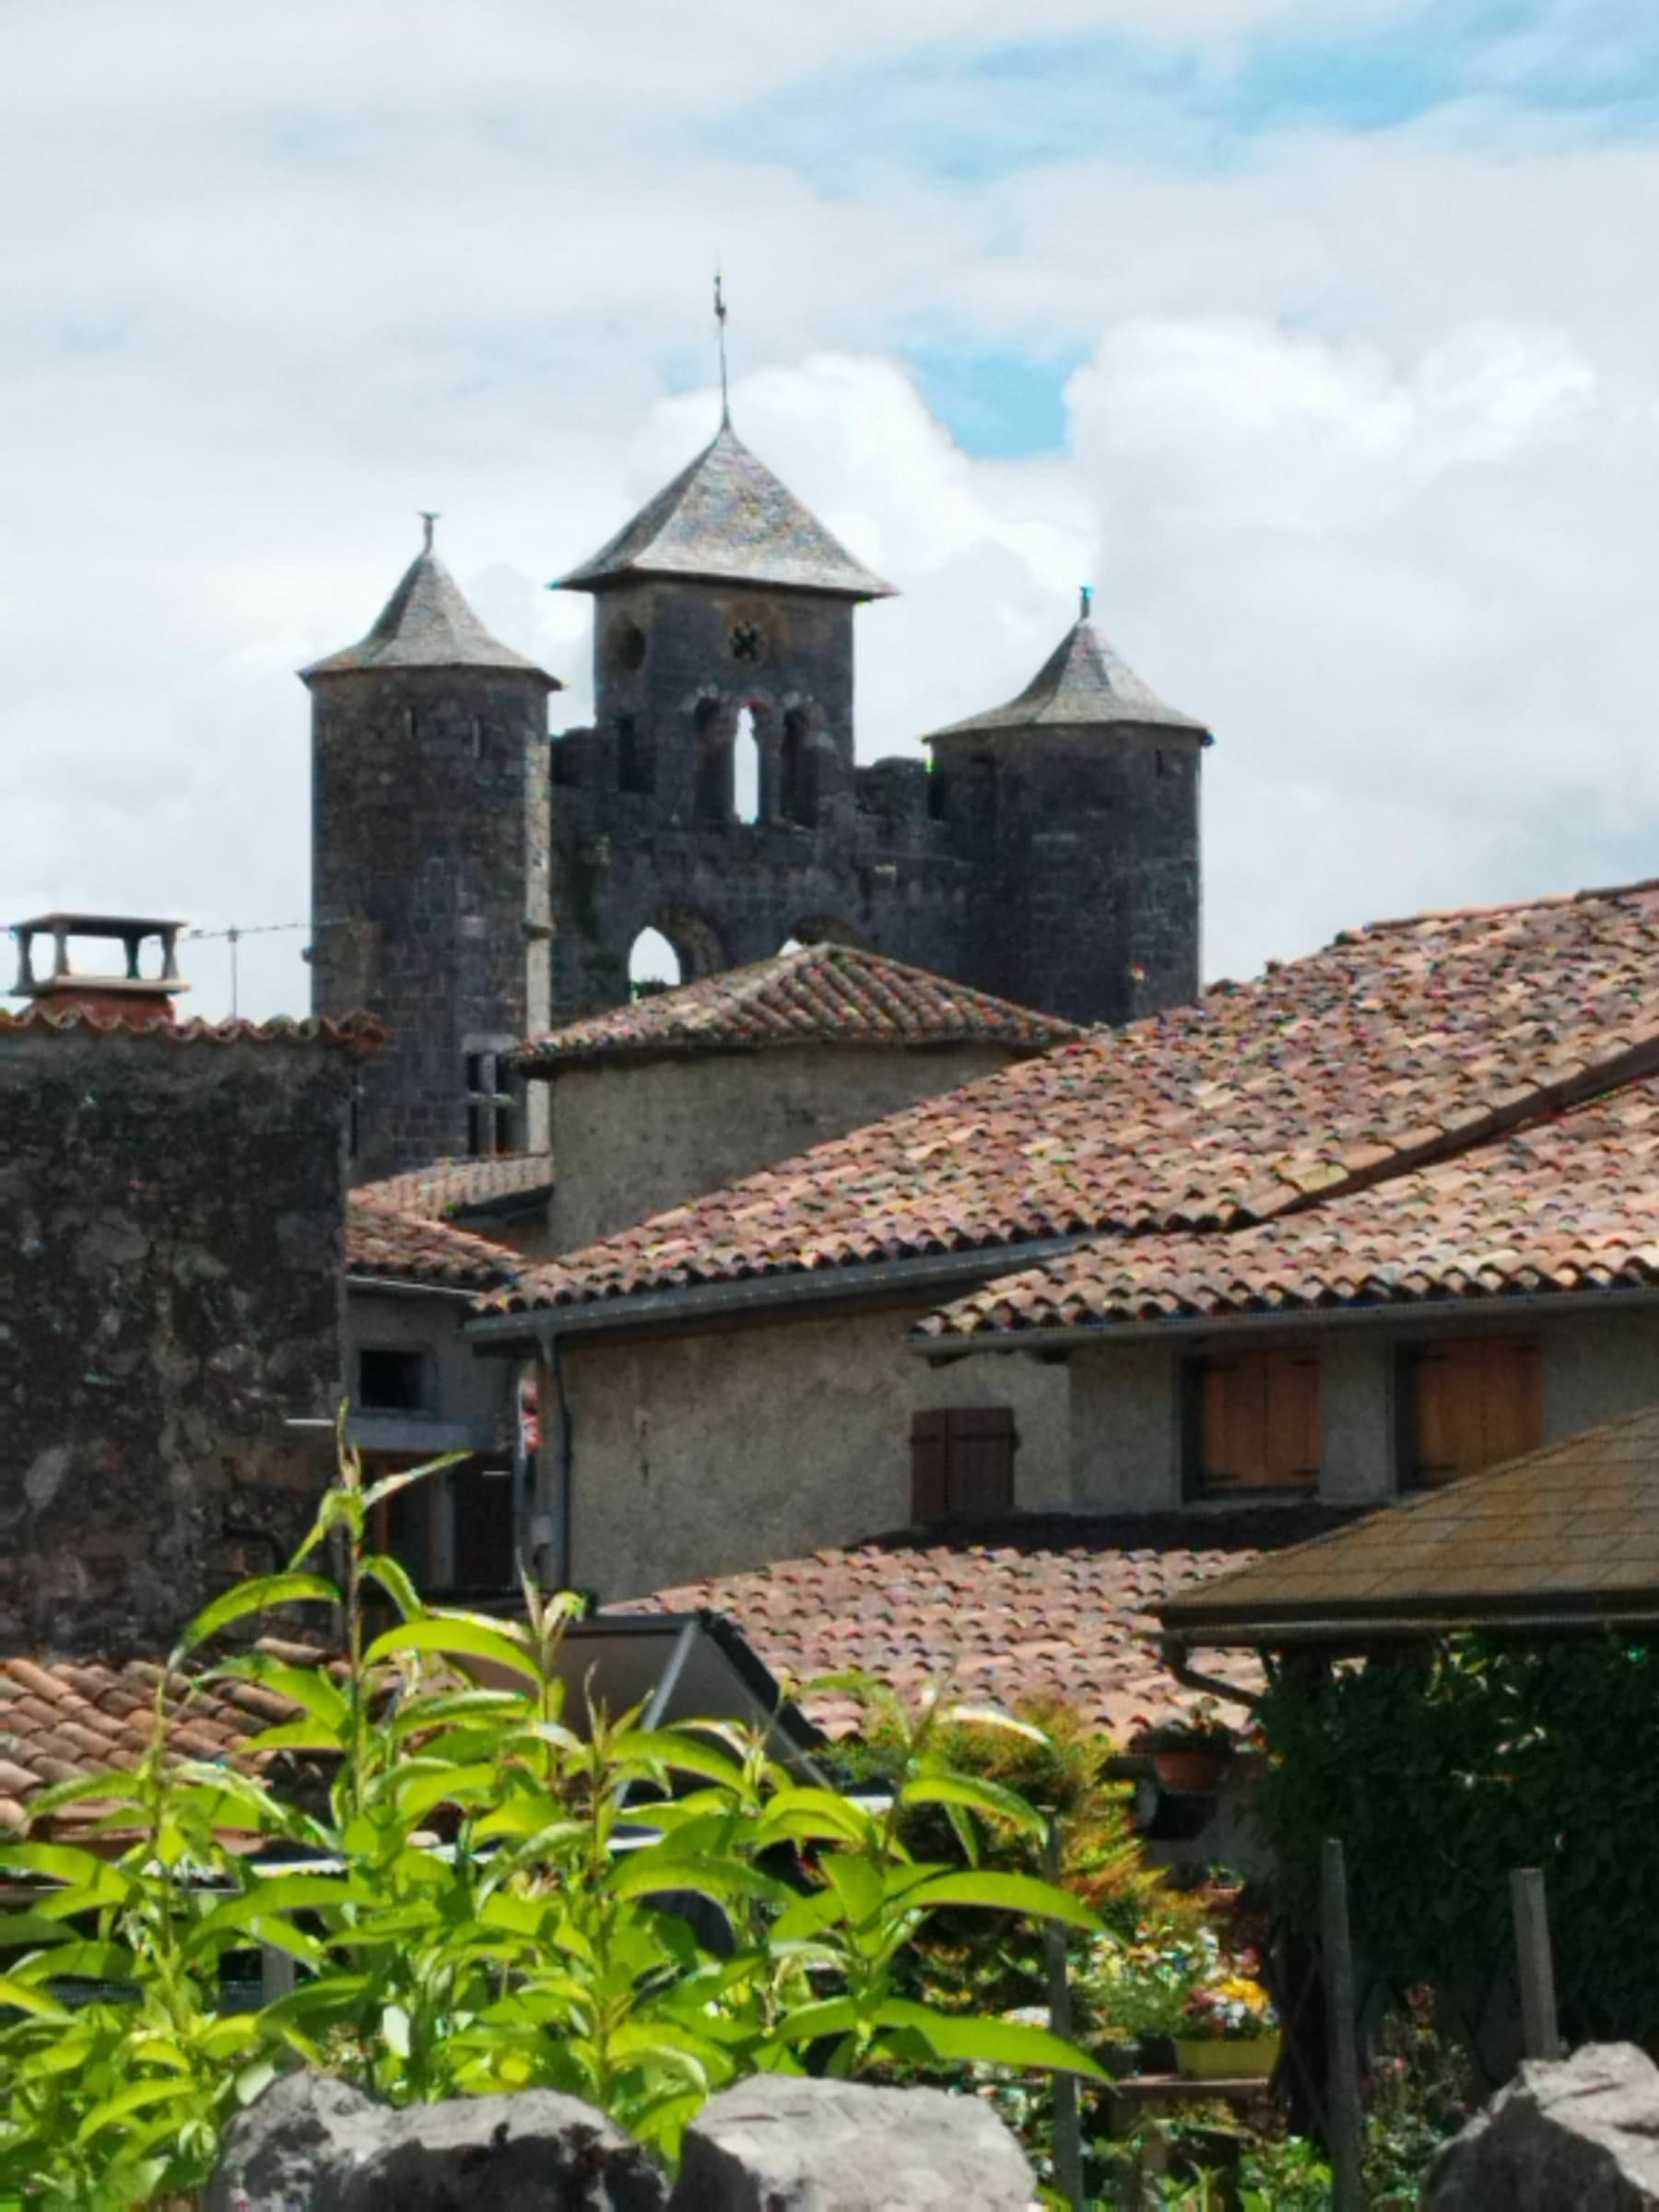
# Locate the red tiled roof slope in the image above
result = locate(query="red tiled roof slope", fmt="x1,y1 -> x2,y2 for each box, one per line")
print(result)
512,943 -> 1077,1073
0,1653 -> 306,1834
355,1153 -> 554,1222
606,1511 -> 1348,1737
348,1197 -> 523,1291
484,879 -> 1659,1315
0,1007 -> 381,1048
925,1071 -> 1659,1337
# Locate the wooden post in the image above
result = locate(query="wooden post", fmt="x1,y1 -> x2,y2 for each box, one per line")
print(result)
1322,1836 -> 1365,2210
1043,1818 -> 1085,2210
1512,1867 -> 1561,2061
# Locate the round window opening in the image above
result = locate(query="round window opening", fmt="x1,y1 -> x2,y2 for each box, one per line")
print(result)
612,619 -> 647,673
728,621 -> 765,665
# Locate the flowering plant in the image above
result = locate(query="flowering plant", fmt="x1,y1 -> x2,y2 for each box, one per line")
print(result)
1179,1954 -> 1278,2041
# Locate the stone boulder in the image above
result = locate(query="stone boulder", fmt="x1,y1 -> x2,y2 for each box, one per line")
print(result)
1425,2042 -> 1659,2210
668,2075 -> 1038,2210
206,2069 -> 669,2210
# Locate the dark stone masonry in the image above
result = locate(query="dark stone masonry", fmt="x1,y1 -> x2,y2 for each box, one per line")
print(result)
311,422 -> 1209,1180
0,1020 -> 359,1653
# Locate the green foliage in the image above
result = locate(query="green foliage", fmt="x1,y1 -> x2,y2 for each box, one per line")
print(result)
0,1430 -> 1103,2205
1255,1634 -> 1659,2042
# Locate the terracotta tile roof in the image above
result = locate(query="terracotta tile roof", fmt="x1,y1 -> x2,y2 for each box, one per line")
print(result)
1159,1405 -> 1659,1644
347,1197 -> 523,1291
512,944 -> 1077,1074
0,1650 -> 314,1834
482,877 -> 1659,1319
924,1071 -> 1659,1338
355,1153 -> 555,1223
606,1510 -> 1348,1738
0,1007 -> 381,1048
559,422 -> 896,601
929,616 -> 1207,738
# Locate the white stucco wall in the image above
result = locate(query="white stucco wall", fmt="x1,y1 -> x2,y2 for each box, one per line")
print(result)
547,1301 -> 1070,1601
1067,1301 -> 1659,1514
547,1042 -> 1022,1253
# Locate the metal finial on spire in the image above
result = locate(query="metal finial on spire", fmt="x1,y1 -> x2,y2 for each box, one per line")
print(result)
714,270 -> 731,427
419,511 -> 441,554
1079,583 -> 1092,622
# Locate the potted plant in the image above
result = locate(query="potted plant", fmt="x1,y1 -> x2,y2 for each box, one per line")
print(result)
1131,1701 -> 1236,1794
1174,1955 -> 1281,2081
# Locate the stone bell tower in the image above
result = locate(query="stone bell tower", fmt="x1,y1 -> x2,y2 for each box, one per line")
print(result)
545,419 -> 897,1014
301,521 -> 562,1181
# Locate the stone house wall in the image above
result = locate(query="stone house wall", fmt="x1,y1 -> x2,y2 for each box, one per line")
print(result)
535,1300 -> 1070,1603
1066,1301 -> 1659,1513
0,1023 -> 357,1654
547,1041 -> 1024,1253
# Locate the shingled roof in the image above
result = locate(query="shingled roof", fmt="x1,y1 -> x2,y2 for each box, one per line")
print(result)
608,1510 -> 1343,1738
559,423 -> 896,601
512,944 -> 1077,1074
355,1153 -> 555,1225
923,1069 -> 1659,1339
0,1651 -> 312,1835
303,539 -> 559,682
475,878 -> 1659,1323
930,616 -> 1208,740
1158,1405 -> 1659,1646
347,1197 -> 522,1293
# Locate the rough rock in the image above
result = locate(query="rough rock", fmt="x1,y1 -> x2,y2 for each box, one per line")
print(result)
206,2069 -> 668,2210
668,2074 -> 1037,2211
1425,2042 -> 1659,2210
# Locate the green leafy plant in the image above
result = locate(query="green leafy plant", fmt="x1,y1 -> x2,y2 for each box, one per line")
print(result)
1256,1632 -> 1659,2048
0,1425 -> 1106,2205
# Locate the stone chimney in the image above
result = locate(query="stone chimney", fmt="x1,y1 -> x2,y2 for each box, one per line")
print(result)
10,912 -> 188,1028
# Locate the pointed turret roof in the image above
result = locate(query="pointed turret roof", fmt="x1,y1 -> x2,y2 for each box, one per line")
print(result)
928,609 -> 1206,740
303,529 -> 559,684
559,423 -> 896,601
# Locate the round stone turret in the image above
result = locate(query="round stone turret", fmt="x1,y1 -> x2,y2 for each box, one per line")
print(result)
924,597 -> 1211,1028
302,524 -> 562,1180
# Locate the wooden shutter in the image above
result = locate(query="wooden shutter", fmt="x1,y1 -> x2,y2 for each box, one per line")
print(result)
452,1463 -> 515,1590
911,1408 -> 1017,1521
911,1411 -> 951,1522
1195,1350 -> 1321,1493
1408,1338 -> 1542,1488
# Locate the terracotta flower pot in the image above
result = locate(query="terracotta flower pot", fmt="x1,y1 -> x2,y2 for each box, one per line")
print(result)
1175,2032 -> 1281,2081
1153,1747 -> 1230,1794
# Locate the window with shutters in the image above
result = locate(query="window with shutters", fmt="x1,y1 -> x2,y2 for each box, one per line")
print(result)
1400,1336 -> 1543,1490
1186,1347 -> 1322,1496
911,1407 -> 1017,1522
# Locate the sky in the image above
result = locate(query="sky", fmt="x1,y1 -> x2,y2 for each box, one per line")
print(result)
4,0 -> 1659,1018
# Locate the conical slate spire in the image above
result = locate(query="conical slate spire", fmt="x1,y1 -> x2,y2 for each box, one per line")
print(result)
558,422 -> 896,601
929,615 -> 1206,738
303,528 -> 559,683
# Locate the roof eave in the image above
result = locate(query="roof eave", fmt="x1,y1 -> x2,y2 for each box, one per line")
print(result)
553,563 -> 896,603
919,1280 -> 1659,1353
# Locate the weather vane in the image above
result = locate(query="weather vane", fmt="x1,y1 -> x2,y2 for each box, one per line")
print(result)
419,511 -> 441,553
714,271 -> 731,427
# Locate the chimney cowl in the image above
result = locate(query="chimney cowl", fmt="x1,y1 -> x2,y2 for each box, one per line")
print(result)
10,912 -> 189,1029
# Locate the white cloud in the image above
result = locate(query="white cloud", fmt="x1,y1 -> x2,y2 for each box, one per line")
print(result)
4,0 -> 1659,1018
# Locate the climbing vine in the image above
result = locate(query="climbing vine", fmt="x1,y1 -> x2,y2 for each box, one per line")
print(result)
1255,1634 -> 1659,2042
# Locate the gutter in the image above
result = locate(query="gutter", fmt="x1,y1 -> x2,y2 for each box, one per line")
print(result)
347,1274 -> 487,1306
465,1233 -> 1098,1348
1161,1603 -> 1659,1651
913,1281 -> 1659,1359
